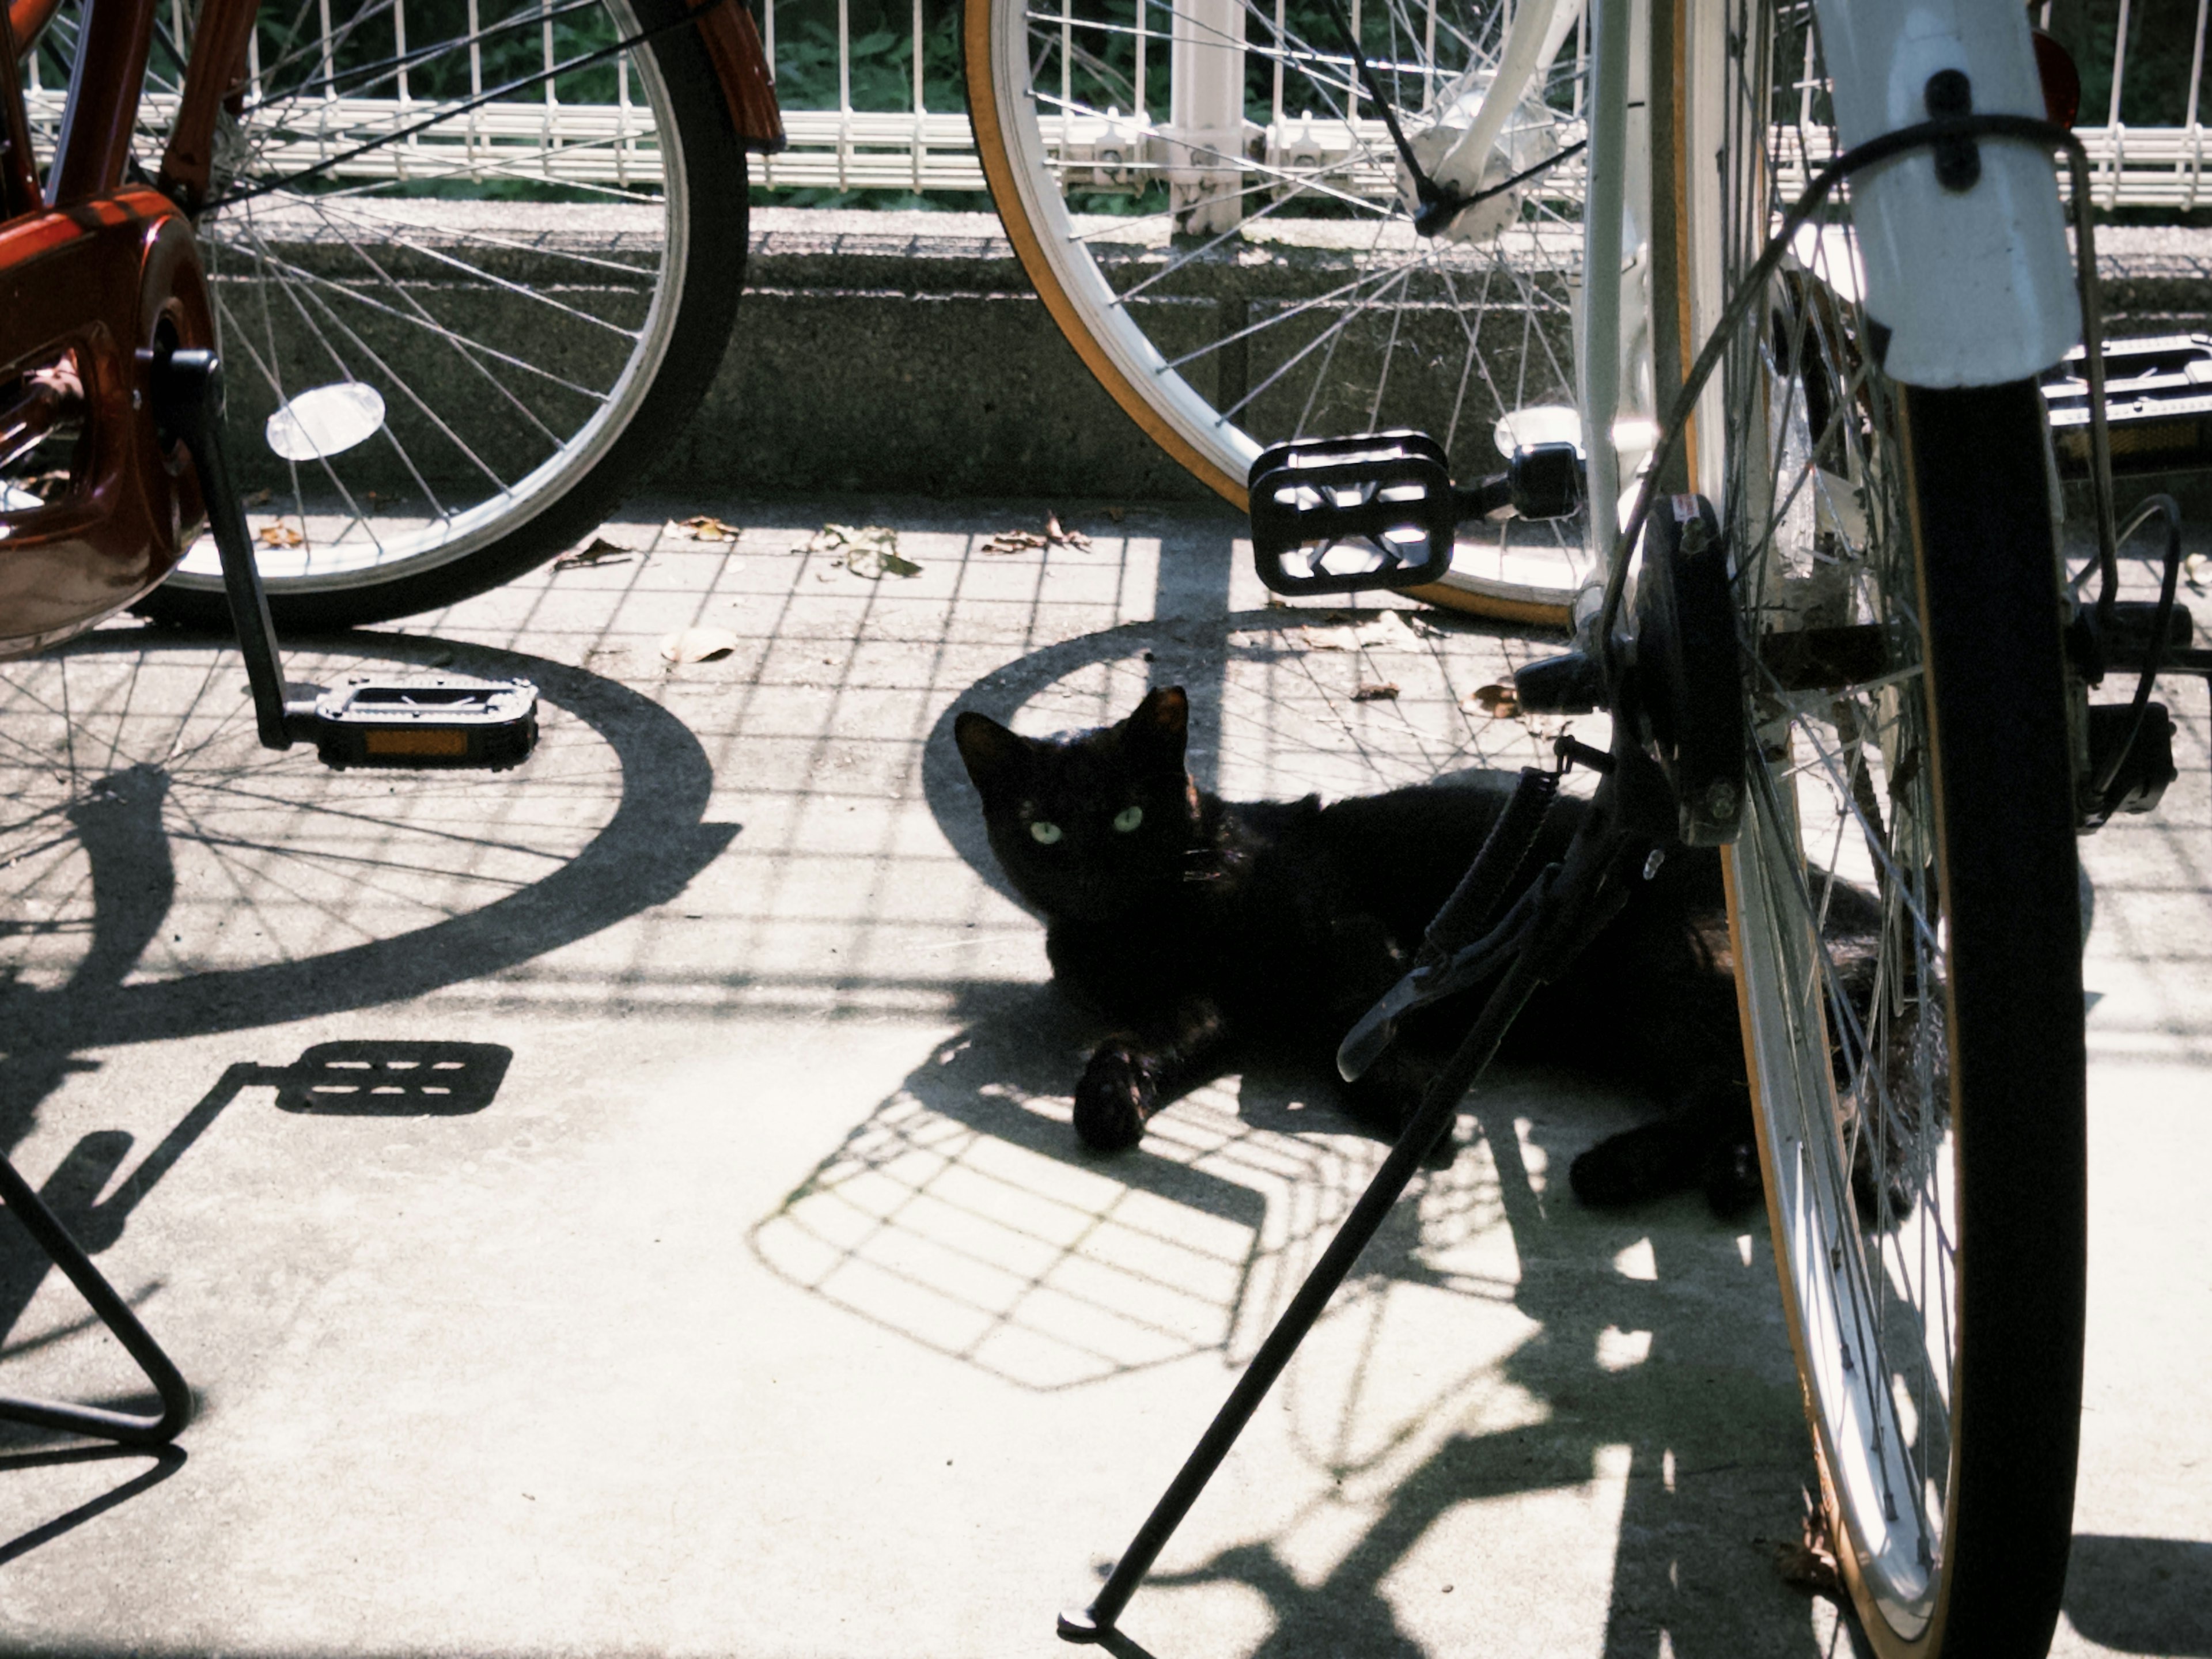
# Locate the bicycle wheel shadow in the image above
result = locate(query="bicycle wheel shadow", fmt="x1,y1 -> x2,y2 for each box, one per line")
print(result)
752,999 -> 1832,1657
0,622 -> 737,1196
0,626 -> 738,1073
2065,1535 -> 2212,1654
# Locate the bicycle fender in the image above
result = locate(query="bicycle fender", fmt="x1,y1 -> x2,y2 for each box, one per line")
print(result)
684,0 -> 788,155
1806,0 -> 2077,388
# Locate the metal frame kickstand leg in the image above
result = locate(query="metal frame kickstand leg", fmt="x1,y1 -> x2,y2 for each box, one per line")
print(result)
1058,750 -> 1655,1645
0,1154 -> 192,1447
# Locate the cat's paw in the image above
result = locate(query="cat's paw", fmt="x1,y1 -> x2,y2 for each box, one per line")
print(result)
1074,1041 -> 1158,1152
1568,1123 -> 1705,1208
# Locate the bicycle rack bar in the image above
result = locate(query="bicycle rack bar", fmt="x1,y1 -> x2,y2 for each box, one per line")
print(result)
0,1154 -> 192,1448
1058,777 -> 1594,1644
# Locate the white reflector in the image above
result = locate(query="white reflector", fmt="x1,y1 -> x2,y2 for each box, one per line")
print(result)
266,382 -> 385,461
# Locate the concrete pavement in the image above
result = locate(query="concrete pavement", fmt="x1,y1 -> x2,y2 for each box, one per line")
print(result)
0,495 -> 2203,1657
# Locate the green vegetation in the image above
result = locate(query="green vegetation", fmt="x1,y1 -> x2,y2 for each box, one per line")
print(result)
2043,0 -> 2205,127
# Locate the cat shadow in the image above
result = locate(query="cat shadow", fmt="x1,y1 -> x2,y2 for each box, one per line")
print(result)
753,995 -> 1834,1657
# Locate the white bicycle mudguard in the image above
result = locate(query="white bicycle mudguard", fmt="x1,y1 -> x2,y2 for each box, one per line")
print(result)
1809,0 -> 2079,387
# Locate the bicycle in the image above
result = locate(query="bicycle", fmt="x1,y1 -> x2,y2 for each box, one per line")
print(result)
997,1 -> 2209,1655
3,0 -> 779,637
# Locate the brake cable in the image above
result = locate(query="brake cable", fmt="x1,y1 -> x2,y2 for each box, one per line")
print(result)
2089,493 -> 2184,808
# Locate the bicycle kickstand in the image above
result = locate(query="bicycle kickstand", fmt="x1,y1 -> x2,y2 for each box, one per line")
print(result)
0,1154 -> 193,1447
1057,743 -> 1664,1645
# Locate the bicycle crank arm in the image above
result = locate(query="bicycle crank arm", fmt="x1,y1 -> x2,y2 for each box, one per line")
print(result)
150,349 -> 539,771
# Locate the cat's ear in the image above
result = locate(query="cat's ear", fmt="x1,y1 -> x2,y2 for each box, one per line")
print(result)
955,711 -> 1029,796
1123,685 -> 1190,766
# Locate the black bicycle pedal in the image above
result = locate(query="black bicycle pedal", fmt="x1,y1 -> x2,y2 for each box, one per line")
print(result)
291,673 -> 539,770
1248,432 -> 1456,594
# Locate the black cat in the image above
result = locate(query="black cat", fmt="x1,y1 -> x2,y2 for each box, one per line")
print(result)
955,685 -> 1891,1217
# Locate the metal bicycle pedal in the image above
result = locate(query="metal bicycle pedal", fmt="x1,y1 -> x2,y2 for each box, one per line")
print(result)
2043,335 -> 2212,480
1248,432 -> 1458,594
1248,429 -> 1586,596
293,674 -> 539,770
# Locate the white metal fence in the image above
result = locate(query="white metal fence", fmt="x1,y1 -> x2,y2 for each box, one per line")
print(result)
767,0 -> 2212,206
13,0 -> 2207,207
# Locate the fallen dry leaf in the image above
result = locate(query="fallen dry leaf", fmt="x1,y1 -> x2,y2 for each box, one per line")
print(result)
1107,505 -> 1128,523
1299,609 -> 1423,653
660,626 -> 741,664
556,537 -> 637,570
242,487 -> 274,507
1463,683 -> 1519,718
1353,681 -> 1400,702
257,522 -> 305,548
860,547 -> 922,579
983,513 -> 1094,555
799,523 -> 919,579
670,514 -> 742,542
1767,1513 -> 1842,1596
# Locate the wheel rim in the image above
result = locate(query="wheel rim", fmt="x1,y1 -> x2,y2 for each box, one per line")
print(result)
1718,12 -> 1957,1639
974,0 -> 1609,615
105,1 -> 694,597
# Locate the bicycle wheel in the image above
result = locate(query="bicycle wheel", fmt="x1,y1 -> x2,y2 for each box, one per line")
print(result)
41,0 -> 748,629
965,0 -> 1639,624
1707,7 -> 2085,1652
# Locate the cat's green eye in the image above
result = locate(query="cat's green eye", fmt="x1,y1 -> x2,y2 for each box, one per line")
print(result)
1113,805 -> 1144,834
1029,820 -> 1063,844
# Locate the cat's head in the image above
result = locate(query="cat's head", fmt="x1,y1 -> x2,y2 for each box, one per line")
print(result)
955,686 -> 1201,922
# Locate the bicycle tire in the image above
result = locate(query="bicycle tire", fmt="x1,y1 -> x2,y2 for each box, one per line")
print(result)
120,0 -> 748,631
1706,9 -> 2086,1650
963,0 -> 1625,626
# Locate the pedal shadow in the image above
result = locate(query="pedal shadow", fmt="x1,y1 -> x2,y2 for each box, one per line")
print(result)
266,1041 -> 512,1116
